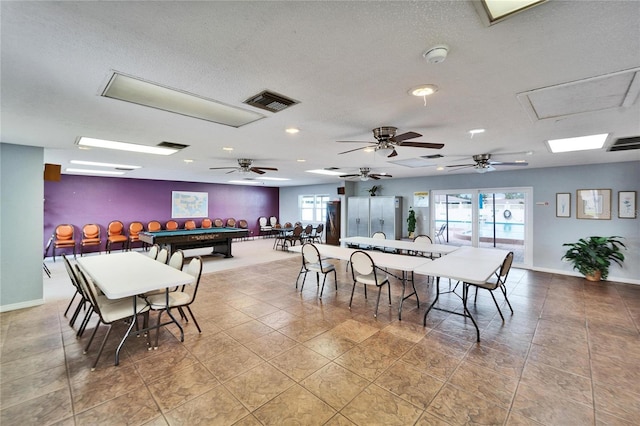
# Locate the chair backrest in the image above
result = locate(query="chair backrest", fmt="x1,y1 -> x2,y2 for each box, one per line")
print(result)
168,249 -> 184,270
213,218 -> 224,227
201,218 -> 212,228
129,221 -> 144,236
74,265 -> 100,313
269,216 -> 277,226
436,223 -> 447,235
284,222 -> 293,228
226,218 -> 236,227
156,248 -> 169,264
148,221 -> 162,232
291,226 -> 303,237
82,224 -> 100,239
107,220 -> 124,236
238,219 -> 248,229
304,224 -> 313,235
302,243 -> 321,266
148,244 -> 160,259
56,224 -> 75,241
414,235 -> 432,244
350,250 -> 375,277
184,220 -> 196,230
166,220 -> 178,230
498,251 -> 514,281
315,223 -> 324,234
62,254 -> 80,291
372,231 -> 386,240
182,256 -> 203,301
259,216 -> 268,227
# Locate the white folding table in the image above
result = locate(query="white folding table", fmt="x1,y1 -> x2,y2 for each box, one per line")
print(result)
289,244 -> 433,319
77,252 -> 194,364
413,246 -> 509,341
341,236 -> 458,257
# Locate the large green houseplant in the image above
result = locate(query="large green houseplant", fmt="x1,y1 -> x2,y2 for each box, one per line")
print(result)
562,236 -> 626,281
407,207 -> 416,239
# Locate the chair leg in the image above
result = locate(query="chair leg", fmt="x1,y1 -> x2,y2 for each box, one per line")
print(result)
333,269 -> 338,291
155,310 -> 164,349
374,286 -> 382,317
185,306 -> 201,333
300,270 -> 309,291
500,285 -> 514,314
489,291 -> 505,321
84,319 -> 100,354
320,273 -> 328,298
387,282 -> 392,305
64,291 -> 80,317
349,282 -> 357,309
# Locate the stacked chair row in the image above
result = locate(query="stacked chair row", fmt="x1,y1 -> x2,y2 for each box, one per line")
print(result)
47,218 -> 251,261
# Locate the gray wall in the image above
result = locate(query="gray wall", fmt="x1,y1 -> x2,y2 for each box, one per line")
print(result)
1,143 -> 45,310
281,162 -> 639,284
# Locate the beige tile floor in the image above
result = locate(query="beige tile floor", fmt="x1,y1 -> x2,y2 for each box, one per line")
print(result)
2,239 -> 639,425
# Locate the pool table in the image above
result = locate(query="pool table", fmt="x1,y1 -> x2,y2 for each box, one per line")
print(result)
138,227 -> 249,257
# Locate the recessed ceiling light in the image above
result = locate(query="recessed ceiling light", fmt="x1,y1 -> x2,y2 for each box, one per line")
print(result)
436,166 -> 445,171
77,137 -> 178,155
306,169 -> 344,176
285,128 -> 300,134
183,159 -> 194,163
70,160 -> 141,169
469,128 -> 485,135
66,168 -> 125,175
297,159 -> 306,162
363,148 -> 375,153
547,133 -> 609,153
222,147 -> 234,151
409,85 -> 438,97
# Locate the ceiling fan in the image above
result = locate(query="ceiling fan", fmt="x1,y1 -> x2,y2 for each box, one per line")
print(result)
339,167 -> 393,181
446,154 -> 528,173
337,126 -> 444,158
209,158 -> 278,175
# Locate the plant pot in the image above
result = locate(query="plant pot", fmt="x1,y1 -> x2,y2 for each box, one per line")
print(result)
585,270 -> 602,282
408,232 -> 414,239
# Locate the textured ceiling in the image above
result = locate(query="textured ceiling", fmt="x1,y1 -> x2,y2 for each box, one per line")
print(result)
1,1 -> 639,187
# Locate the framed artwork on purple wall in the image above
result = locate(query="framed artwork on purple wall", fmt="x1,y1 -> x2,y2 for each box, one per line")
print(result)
172,191 -> 208,218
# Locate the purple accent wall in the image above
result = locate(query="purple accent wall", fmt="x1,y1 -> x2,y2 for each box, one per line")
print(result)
44,175 -> 279,254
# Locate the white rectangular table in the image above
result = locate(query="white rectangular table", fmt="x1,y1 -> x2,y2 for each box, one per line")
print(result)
77,252 -> 194,364
413,246 -> 509,341
289,244 -> 433,319
341,236 -> 458,256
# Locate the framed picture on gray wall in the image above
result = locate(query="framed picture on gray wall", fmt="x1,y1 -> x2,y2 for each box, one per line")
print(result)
576,189 -> 611,220
556,193 -> 571,217
618,191 -> 637,219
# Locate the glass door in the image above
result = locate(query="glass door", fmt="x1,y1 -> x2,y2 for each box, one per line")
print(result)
431,187 -> 532,267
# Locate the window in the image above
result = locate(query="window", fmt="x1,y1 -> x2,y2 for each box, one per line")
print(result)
299,194 -> 330,222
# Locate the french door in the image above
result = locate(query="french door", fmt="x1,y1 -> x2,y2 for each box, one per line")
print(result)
431,187 -> 532,267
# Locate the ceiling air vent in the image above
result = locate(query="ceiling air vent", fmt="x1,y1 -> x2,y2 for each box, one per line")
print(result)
244,90 -> 298,113
607,136 -> 640,152
158,141 -> 189,150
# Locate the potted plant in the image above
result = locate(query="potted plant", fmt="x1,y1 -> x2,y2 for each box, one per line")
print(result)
407,207 -> 416,239
366,185 -> 380,196
562,236 -> 626,281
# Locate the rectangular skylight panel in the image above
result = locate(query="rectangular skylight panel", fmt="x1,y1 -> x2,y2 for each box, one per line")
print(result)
102,72 -> 264,128
482,0 -> 546,22
547,133 -> 609,153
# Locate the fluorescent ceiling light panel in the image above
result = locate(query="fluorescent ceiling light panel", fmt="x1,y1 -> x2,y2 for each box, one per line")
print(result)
481,0 -> 546,22
389,158 -> 437,168
102,72 -> 264,127
547,133 -> 609,153
306,169 -> 344,176
77,137 -> 178,155
66,168 -> 125,175
70,160 -> 141,169
228,180 -> 263,185
257,177 -> 290,181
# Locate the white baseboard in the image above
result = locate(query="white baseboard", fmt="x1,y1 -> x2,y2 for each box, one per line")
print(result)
529,266 -> 640,286
0,298 -> 45,313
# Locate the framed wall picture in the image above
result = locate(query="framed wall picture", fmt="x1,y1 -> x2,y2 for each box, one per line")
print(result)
556,193 -> 571,217
618,191 -> 637,219
576,189 -> 611,220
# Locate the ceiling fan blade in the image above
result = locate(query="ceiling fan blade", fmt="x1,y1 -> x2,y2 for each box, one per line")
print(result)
370,174 -> 392,179
397,141 -> 445,149
369,175 -> 381,180
446,163 -> 475,168
249,168 -> 266,175
336,140 -> 375,144
339,174 -> 360,178
391,131 -> 421,143
253,166 -> 278,171
490,161 -> 528,166
209,166 -> 238,170
387,149 -> 398,158
225,169 -> 238,174
338,145 -> 373,155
